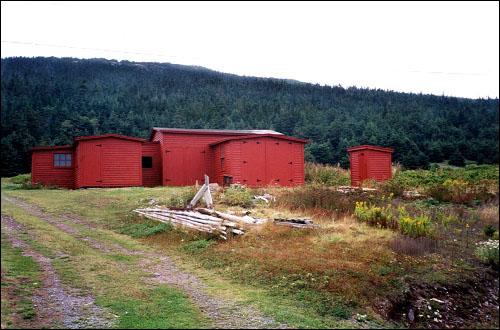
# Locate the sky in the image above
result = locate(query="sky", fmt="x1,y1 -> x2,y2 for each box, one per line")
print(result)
1,1 -> 499,99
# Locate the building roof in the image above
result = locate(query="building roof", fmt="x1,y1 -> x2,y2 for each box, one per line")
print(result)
209,134 -> 308,146
347,145 -> 394,153
74,133 -> 147,143
31,145 -> 73,152
150,127 -> 283,140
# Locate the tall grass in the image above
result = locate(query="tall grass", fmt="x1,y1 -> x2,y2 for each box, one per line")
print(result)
305,163 -> 350,186
275,185 -> 380,216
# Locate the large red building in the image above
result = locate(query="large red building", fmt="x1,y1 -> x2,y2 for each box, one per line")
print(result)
31,128 -> 307,189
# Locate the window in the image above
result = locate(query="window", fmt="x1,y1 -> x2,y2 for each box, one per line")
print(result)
142,156 -> 153,168
54,153 -> 72,167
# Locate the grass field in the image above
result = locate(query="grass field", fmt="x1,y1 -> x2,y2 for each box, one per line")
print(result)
1,164 -> 499,328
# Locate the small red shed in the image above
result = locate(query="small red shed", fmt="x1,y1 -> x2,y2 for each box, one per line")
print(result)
74,134 -> 146,188
348,145 -> 393,186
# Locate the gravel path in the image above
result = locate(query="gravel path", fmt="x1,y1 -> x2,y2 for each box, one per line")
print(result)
2,195 -> 288,329
1,214 -> 116,329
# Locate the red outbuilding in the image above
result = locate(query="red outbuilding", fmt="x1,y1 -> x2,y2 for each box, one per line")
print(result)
348,145 -> 393,186
31,128 -> 307,189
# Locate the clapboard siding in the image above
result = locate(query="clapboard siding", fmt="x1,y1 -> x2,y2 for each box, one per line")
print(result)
348,146 -> 392,186
31,149 -> 74,189
210,136 -> 305,187
76,137 -> 142,188
142,142 -> 162,187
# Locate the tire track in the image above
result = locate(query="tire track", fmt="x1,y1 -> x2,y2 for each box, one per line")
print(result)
2,195 -> 288,329
1,214 -> 116,329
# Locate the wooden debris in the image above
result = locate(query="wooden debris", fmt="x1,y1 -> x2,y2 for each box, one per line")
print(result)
273,217 -> 319,229
134,199 -> 318,239
188,175 -> 213,209
133,206 -> 264,239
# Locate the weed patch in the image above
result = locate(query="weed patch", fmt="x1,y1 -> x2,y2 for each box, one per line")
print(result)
221,185 -> 254,208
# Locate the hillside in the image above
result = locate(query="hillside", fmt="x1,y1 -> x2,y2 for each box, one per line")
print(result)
1,57 -> 499,176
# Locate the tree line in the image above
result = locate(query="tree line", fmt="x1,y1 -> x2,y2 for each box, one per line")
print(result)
1,57 -> 498,176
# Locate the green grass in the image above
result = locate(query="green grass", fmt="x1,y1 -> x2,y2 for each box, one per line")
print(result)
1,232 -> 42,327
98,287 -> 207,329
120,221 -> 172,238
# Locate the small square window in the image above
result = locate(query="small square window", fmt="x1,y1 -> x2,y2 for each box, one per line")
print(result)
54,153 -> 72,167
142,156 -> 153,168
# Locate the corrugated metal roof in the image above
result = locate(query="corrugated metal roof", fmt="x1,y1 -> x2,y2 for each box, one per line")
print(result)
152,127 -> 283,135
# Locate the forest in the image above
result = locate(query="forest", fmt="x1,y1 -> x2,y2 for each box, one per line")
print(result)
1,56 -> 498,176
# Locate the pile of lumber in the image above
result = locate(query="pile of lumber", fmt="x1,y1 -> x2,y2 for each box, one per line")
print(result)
337,186 -> 377,193
133,207 -> 265,240
273,217 -> 319,229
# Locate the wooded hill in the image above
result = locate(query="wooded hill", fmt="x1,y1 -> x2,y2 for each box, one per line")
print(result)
1,57 -> 498,176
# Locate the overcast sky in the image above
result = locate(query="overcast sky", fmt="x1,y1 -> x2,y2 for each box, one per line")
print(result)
1,1 -> 499,99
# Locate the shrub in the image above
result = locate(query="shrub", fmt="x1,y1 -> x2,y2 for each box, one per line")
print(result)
10,173 -> 31,184
483,224 -> 497,238
426,179 -> 492,204
354,201 -> 395,228
360,178 -> 378,189
397,207 -> 433,238
166,188 -> 196,208
380,178 -> 406,197
221,185 -> 254,208
305,162 -> 350,186
474,240 -> 499,266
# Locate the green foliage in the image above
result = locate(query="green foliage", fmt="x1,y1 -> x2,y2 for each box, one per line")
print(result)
182,239 -> 214,253
483,225 -> 497,238
384,165 -> 498,203
120,221 -> 172,238
221,185 -> 254,207
354,201 -> 395,228
1,57 -> 498,177
397,207 -> 433,238
10,173 -> 31,184
354,202 -> 434,238
426,179 -> 492,204
474,240 -> 499,266
165,188 -> 196,208
305,162 -> 350,186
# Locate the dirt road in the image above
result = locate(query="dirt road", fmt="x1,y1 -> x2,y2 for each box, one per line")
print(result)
1,195 -> 287,329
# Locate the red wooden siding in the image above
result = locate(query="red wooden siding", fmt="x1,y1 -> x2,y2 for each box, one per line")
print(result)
157,132 -> 244,186
142,142 -> 162,187
348,145 -> 393,186
75,137 -> 142,188
31,148 -> 75,189
211,136 -> 306,187
31,129 -> 307,189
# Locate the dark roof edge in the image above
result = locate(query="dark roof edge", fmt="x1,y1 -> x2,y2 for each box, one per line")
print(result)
209,134 -> 308,146
31,145 -> 73,152
347,145 -> 394,153
74,133 -> 147,143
